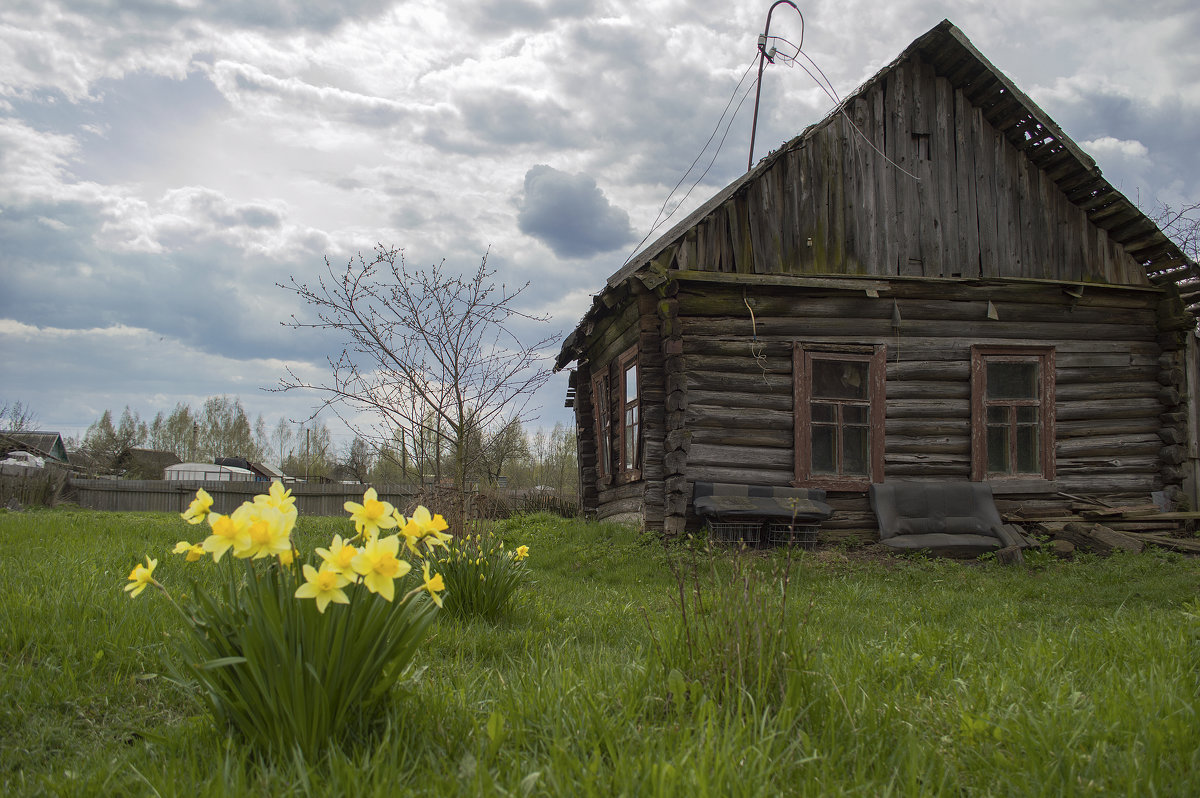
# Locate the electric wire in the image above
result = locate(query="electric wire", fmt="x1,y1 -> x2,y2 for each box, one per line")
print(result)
776,38 -> 922,183
625,23 -> 920,269
623,55 -> 761,266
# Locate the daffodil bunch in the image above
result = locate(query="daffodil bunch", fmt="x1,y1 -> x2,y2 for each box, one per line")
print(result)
122,483 -> 449,759
429,529 -> 531,620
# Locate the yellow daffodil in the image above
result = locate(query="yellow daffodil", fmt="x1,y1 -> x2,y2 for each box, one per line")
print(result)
278,547 -> 296,566
294,564 -> 351,614
421,562 -> 445,608
398,514 -> 425,556
316,535 -> 359,574
254,480 -> 298,522
515,545 -> 529,561
344,487 -> 398,540
235,503 -> 293,560
351,534 -> 410,601
181,488 -> 213,524
430,529 -> 454,551
203,513 -> 249,562
403,505 -> 448,538
124,556 -> 158,598
173,540 -> 206,562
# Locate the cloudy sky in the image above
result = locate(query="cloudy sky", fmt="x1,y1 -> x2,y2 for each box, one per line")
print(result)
2,0 -> 1198,455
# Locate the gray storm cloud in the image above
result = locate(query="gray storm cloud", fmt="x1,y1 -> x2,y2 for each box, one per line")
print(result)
516,164 -> 634,259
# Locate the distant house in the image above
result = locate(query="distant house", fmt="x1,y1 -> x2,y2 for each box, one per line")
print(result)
1,431 -> 69,465
215,457 -> 287,482
555,20 -> 1198,536
165,463 -> 255,482
114,448 -> 183,480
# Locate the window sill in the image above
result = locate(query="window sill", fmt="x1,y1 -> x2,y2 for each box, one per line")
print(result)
981,478 -> 1059,495
615,469 -> 643,486
792,477 -> 872,492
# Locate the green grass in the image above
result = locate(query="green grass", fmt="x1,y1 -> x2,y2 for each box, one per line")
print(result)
2,506 -> 1199,796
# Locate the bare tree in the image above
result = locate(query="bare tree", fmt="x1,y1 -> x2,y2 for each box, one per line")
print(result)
343,437 -> 375,484
0,400 -> 37,433
1151,199 -> 1200,261
278,247 -> 558,515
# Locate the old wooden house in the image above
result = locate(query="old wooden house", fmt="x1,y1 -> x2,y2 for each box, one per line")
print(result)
554,20 -> 1200,539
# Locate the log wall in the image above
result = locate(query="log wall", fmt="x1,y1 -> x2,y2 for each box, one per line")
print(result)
673,278 -> 1188,539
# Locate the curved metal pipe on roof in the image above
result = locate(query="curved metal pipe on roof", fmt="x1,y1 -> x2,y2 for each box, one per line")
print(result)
747,0 -> 803,172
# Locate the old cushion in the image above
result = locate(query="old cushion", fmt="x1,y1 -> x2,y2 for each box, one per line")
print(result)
870,481 -> 1030,555
692,482 -> 833,523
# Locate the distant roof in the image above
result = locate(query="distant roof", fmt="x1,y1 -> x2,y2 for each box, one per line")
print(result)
116,447 -> 183,471
0,431 -> 68,463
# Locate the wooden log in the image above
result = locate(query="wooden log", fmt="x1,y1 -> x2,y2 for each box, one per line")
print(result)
885,381 -> 971,400
1157,427 -> 1185,445
686,464 -> 793,486
686,405 -> 793,430
688,443 -> 793,469
686,369 -> 790,393
1055,522 -> 1145,555
1055,382 -> 1160,402
1055,397 -> 1164,421
995,545 -> 1025,566
1160,445 -> 1186,466
664,450 -> 687,475
691,428 -> 793,448
1121,532 -> 1200,554
1056,434 -> 1162,458
883,435 -> 970,454
887,398 -> 970,419
687,389 -> 793,411
1057,417 -> 1161,438
664,429 -> 692,453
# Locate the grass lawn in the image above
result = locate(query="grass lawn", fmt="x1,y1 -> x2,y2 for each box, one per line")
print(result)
2,506 -> 1199,796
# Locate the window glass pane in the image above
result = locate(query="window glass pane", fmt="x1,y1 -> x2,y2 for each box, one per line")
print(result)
842,425 -> 868,476
811,425 -> 836,474
987,406 -> 1008,424
986,361 -> 1037,400
811,402 -> 836,423
812,359 -> 868,400
842,404 -> 868,424
1016,406 -> 1038,424
624,364 -> 638,403
986,425 -> 1010,473
1016,425 -> 1040,473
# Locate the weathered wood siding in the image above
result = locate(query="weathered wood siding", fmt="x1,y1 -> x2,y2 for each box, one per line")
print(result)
674,279 -> 1182,538
655,52 -> 1147,288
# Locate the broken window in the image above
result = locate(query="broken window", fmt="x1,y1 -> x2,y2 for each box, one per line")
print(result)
590,368 -> 612,483
617,345 -> 641,477
793,343 -> 886,489
971,346 -> 1056,481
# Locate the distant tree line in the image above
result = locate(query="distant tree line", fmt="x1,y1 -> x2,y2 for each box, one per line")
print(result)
68,396 -> 578,495
72,396 -> 336,479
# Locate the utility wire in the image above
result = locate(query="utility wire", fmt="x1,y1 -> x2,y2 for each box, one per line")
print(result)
623,55 -> 761,266
625,25 -> 920,269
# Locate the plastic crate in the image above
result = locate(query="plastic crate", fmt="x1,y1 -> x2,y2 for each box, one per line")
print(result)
706,521 -> 761,546
765,522 -> 819,549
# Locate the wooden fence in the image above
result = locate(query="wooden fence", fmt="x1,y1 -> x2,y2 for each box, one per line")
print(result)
0,471 -> 581,519
64,479 -> 422,517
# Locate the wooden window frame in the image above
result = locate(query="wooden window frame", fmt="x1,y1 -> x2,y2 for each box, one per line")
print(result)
970,345 -> 1056,483
792,343 -> 886,491
616,344 -> 642,481
590,367 -> 612,485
